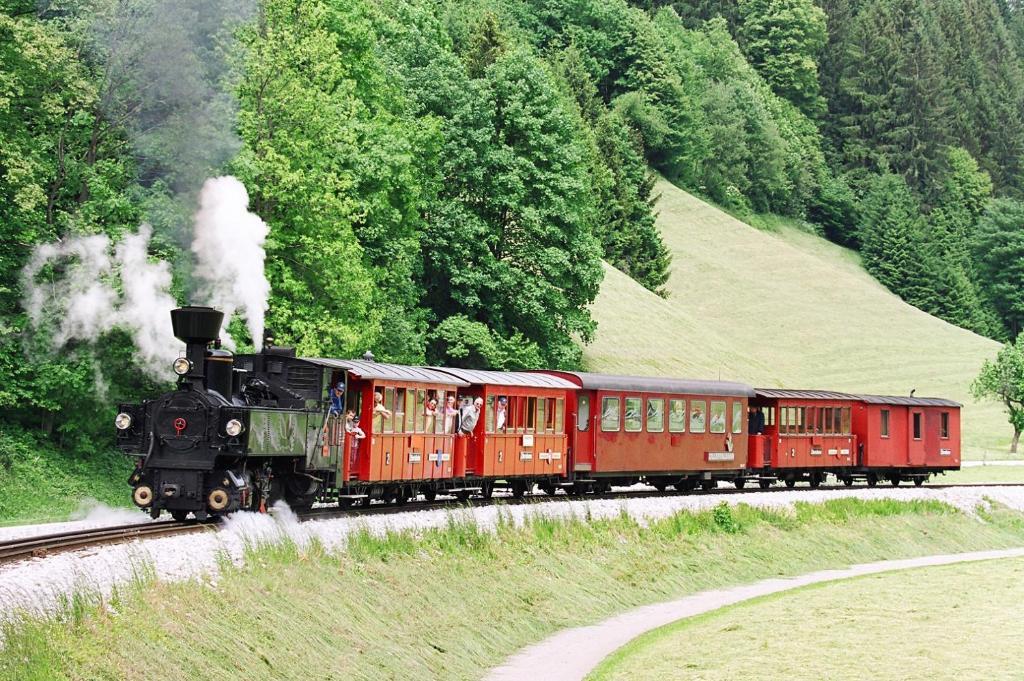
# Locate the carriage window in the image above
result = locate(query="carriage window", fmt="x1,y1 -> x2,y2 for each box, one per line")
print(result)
513,397 -> 525,434
732,402 -> 743,434
842,408 -> 851,435
941,412 -> 949,439
485,395 -> 495,433
816,407 -> 824,434
526,397 -> 537,432
601,397 -> 620,432
710,401 -> 726,433
578,395 -> 590,432
823,408 -> 833,434
415,390 -> 426,433
405,389 -> 416,433
545,398 -> 556,432
647,399 -> 665,432
779,407 -> 790,434
797,407 -> 806,434
913,412 -> 922,440
624,397 -> 643,432
765,406 -> 775,427
433,391 -> 445,434
668,399 -> 686,432
880,409 -> 890,438
536,398 -> 547,434
691,401 -> 707,433
555,398 -> 565,433
383,387 -> 395,433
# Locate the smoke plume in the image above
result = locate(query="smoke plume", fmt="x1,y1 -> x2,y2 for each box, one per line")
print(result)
22,225 -> 182,378
192,177 -> 271,351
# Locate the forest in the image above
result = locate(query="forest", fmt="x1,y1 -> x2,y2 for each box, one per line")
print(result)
2,0 -> 1024,458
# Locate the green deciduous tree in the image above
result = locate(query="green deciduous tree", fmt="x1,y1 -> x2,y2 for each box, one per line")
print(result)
234,0 -> 429,361
972,334 -> 1024,452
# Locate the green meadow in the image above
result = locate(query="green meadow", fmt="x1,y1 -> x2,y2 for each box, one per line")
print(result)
587,177 -> 1008,458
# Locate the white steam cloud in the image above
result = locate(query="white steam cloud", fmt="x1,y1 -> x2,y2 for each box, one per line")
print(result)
22,177 -> 271,377
192,177 -> 270,351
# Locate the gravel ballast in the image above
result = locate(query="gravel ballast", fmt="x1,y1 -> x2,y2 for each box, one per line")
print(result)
1,486 -> 1023,627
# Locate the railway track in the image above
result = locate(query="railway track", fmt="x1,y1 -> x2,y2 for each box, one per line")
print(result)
3,481 -> 1021,566
0,520 -> 213,566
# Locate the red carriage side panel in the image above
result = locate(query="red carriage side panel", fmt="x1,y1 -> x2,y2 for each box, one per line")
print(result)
430,369 -> 577,481
751,391 -> 859,472
854,395 -> 961,470
543,372 -> 755,477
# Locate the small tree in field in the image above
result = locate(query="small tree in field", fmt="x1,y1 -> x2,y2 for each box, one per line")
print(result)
972,334 -> 1024,453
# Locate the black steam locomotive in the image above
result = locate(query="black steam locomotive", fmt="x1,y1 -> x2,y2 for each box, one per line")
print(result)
116,306 -> 335,520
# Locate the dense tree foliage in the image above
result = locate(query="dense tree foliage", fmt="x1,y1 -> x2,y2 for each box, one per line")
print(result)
4,0 -> 1024,462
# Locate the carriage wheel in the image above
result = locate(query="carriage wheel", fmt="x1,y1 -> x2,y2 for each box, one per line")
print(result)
758,479 -> 771,490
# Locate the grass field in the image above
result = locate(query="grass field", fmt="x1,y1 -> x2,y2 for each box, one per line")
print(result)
591,556 -> 1024,680
586,177 -> 1009,457
936,465 -> 1024,485
4,500 -> 1024,680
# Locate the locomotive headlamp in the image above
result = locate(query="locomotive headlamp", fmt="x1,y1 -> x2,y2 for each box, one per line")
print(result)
115,412 -> 133,430
172,357 -> 192,376
225,419 -> 244,437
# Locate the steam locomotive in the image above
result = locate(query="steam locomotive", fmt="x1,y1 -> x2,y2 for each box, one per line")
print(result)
116,307 -> 961,520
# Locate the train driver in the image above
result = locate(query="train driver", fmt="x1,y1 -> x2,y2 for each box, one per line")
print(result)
329,382 -> 345,416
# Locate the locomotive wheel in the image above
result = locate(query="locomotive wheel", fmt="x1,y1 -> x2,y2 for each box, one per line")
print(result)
171,510 -> 189,522
758,480 -> 771,490
734,479 -> 746,490
784,478 -> 796,489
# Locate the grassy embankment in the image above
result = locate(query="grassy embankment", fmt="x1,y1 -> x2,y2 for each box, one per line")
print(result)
587,176 -> 1009,459
3,499 -> 1024,680
0,430 -> 131,525
592,556 -> 1024,680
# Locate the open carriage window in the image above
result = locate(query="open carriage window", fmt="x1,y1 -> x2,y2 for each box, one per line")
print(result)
941,412 -> 950,439
415,390 -> 426,433
485,396 -> 495,433
404,389 -> 415,433
383,388 -> 395,433
426,390 -> 442,433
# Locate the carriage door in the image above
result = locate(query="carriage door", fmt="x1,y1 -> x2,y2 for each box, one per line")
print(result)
572,392 -> 596,474
908,410 -> 926,466
923,411 -> 940,463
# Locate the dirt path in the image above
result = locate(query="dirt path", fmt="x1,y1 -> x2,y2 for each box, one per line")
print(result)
485,547 -> 1024,681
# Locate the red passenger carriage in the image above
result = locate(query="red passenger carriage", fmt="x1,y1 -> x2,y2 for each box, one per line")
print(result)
545,372 -> 755,491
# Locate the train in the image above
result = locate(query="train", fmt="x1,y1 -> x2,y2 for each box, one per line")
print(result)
115,307 -> 961,520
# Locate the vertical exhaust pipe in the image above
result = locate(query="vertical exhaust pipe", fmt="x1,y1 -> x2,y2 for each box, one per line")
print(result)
170,306 -> 224,387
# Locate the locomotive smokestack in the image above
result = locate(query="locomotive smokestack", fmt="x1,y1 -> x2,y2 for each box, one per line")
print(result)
170,306 -> 224,386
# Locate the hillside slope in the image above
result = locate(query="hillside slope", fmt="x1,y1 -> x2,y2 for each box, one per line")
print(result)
586,177 -> 1006,455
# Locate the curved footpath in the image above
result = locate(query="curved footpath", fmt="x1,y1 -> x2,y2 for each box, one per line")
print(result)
485,547 -> 1024,681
